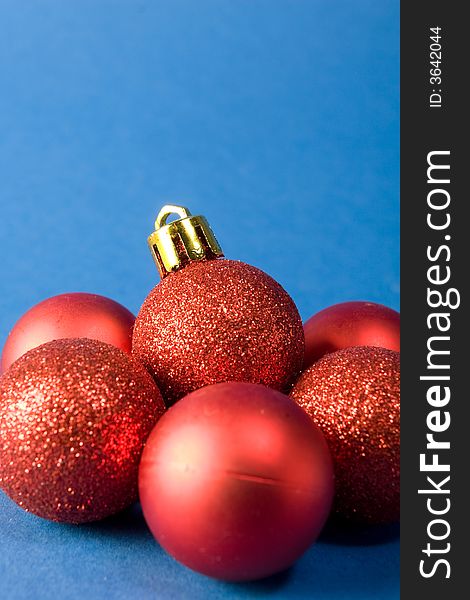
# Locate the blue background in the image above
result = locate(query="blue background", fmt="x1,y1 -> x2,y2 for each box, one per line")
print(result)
0,1 -> 399,598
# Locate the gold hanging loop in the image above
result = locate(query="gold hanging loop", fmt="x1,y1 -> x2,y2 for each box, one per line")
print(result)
147,205 -> 224,278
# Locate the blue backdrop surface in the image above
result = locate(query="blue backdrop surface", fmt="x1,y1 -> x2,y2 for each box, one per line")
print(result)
0,1 -> 399,598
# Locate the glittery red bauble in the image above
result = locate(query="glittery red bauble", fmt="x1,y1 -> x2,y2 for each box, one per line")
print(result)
139,382 -> 334,581
133,259 -> 304,405
1,293 -> 135,374
0,338 -> 165,523
291,346 -> 400,524
303,301 -> 400,369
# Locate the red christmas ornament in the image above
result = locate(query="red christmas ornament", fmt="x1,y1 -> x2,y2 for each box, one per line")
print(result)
133,206 -> 304,405
0,338 -> 165,523
291,346 -> 400,524
139,382 -> 334,581
1,292 -> 135,374
303,301 -> 400,369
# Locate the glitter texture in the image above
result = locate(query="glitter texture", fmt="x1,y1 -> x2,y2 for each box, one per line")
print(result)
133,259 -> 304,405
290,346 -> 400,524
0,338 -> 165,523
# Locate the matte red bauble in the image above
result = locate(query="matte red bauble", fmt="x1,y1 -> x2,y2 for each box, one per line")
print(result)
1,292 -> 135,374
291,346 -> 400,524
0,339 -> 165,523
303,301 -> 400,368
139,382 -> 334,581
133,206 -> 304,405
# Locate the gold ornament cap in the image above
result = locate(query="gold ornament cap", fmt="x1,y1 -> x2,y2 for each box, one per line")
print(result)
148,205 -> 224,278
